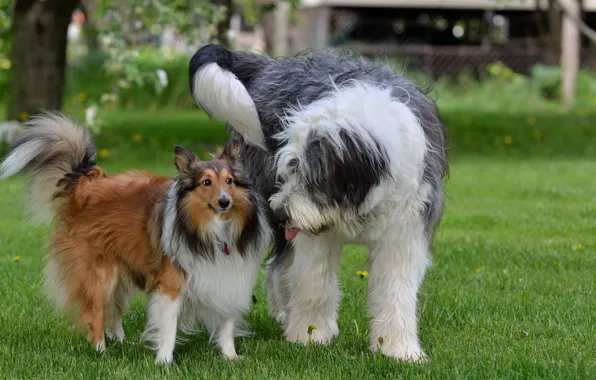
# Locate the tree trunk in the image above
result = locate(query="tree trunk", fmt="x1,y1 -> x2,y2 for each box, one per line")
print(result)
561,0 -> 580,108
79,0 -> 100,53
213,0 -> 233,48
7,0 -> 79,121
545,0 -> 562,65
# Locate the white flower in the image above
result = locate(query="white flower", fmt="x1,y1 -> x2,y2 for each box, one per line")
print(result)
156,69 -> 168,88
85,105 -> 98,125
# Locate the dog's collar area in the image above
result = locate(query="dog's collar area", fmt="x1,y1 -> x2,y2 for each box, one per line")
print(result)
222,243 -> 231,256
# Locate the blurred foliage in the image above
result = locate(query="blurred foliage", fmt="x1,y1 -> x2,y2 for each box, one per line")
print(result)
530,64 -> 562,100
0,0 -> 11,97
82,0 -> 226,131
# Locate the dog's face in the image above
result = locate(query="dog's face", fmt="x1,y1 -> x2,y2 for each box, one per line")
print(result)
174,141 -> 248,217
269,137 -> 344,240
269,128 -> 388,241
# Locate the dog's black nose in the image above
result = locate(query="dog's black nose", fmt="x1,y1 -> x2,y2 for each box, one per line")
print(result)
273,207 -> 288,223
218,198 -> 230,209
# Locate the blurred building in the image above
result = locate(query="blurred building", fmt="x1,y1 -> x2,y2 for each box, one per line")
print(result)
258,0 -> 596,76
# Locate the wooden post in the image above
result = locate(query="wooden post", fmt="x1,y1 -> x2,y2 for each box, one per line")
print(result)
561,0 -> 580,108
272,0 -> 290,57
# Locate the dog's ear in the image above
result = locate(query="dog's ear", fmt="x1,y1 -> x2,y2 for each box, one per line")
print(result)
219,139 -> 242,165
174,145 -> 198,175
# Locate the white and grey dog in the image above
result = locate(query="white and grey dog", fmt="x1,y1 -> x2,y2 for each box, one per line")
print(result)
188,45 -> 448,361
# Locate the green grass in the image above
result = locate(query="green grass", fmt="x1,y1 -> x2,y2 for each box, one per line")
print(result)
0,117 -> 595,379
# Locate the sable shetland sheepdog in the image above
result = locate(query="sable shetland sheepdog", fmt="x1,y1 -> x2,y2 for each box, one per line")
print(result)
0,113 -> 271,364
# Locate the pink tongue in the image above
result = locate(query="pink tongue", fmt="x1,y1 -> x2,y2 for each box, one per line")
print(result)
285,227 -> 298,241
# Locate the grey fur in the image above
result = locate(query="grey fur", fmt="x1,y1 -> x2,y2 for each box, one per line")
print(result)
189,44 -> 448,255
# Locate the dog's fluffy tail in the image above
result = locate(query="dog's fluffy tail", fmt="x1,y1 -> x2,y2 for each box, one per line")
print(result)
0,112 -> 97,223
188,44 -> 268,150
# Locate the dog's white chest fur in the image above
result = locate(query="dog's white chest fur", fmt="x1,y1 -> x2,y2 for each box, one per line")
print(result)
182,243 -> 261,317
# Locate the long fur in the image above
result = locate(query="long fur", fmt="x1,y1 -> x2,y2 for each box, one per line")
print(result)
189,45 -> 448,362
0,112 -> 96,223
0,114 -> 271,364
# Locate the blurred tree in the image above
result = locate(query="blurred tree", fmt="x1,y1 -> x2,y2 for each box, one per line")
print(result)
213,0 -> 233,47
534,0 -> 562,65
8,0 -> 79,121
2,0 -> 226,124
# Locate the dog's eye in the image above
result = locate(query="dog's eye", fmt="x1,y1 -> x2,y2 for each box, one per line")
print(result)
202,179 -> 212,186
226,178 -> 233,185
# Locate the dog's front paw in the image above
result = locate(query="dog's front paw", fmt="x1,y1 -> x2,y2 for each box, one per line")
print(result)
285,323 -> 336,345
222,352 -> 243,361
371,338 -> 427,363
155,351 -> 173,365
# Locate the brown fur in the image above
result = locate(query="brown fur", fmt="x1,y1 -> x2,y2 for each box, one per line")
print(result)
45,149 -> 250,350
1,114 -> 254,353
47,170 -> 185,348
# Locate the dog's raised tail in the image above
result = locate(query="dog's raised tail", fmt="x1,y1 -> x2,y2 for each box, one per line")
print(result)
0,112 -> 97,223
189,44 -> 267,150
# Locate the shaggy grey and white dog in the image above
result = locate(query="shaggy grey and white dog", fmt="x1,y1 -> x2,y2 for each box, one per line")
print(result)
188,44 -> 448,361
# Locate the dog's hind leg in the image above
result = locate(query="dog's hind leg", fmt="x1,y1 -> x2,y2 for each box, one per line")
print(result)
79,263 -> 115,353
105,274 -> 137,343
367,206 -> 430,362
279,235 -> 342,345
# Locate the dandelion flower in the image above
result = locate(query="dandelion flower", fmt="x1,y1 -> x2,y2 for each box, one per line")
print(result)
132,133 -> 143,142
13,256 -> 20,263
572,243 -> 584,251
503,135 -> 512,145
475,267 -> 483,273
76,93 -> 87,103
99,149 -> 110,158
356,270 -> 368,279
527,117 -> 536,125
19,112 -> 29,121
307,324 -> 317,335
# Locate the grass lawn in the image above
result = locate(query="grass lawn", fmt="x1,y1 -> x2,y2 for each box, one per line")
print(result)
0,118 -> 594,378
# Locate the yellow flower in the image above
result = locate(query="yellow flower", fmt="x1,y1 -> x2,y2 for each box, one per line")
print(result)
356,270 -> 368,278
572,243 -> 584,251
377,337 -> 384,346
13,256 -> 20,263
76,92 -> 87,103
19,112 -> 29,121
527,117 -> 536,125
475,267 -> 483,273
132,133 -> 143,142
503,135 -> 512,145
307,324 -> 317,335
99,149 -> 110,158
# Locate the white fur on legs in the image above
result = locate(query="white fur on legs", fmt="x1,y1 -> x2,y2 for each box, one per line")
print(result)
367,207 -> 430,362
266,256 -> 288,324
218,318 -> 240,360
281,235 -> 342,344
95,340 -> 106,353
143,291 -> 183,365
